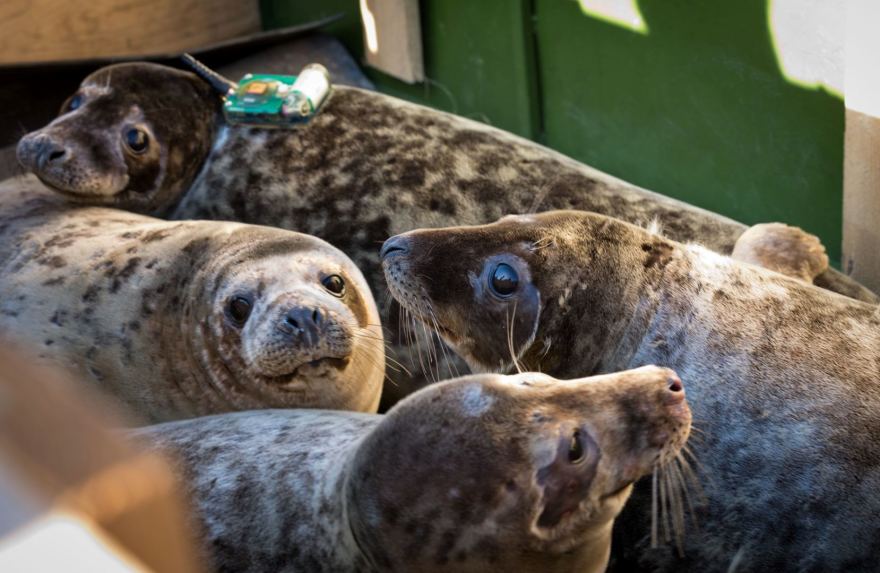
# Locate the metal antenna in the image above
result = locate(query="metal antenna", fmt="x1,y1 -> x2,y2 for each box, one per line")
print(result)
180,53 -> 237,95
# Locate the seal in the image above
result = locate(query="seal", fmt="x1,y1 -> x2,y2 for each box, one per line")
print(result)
381,211 -> 880,571
0,175 -> 384,422
16,62 -> 873,304
133,365 -> 691,573
732,222 -> 828,283
17,62 -> 876,404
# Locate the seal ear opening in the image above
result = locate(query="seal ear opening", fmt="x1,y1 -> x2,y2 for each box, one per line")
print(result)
536,428 -> 600,528
180,53 -> 237,95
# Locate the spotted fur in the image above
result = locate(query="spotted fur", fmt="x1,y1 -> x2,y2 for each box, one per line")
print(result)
0,176 -> 384,422
134,366 -> 690,573
17,63 -> 877,404
383,211 -> 880,571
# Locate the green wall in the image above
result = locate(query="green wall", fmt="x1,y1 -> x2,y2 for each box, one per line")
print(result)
261,0 -> 845,262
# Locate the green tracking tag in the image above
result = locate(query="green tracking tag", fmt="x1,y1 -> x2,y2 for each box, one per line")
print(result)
222,64 -> 331,128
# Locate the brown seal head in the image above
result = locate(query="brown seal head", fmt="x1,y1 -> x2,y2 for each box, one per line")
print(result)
0,177 -> 383,421
732,222 -> 829,283
136,365 -> 691,573
16,63 -> 219,215
381,210 -> 880,570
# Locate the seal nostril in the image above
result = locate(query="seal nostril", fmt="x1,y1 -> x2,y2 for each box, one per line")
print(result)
380,236 -> 409,259
48,149 -> 66,162
311,308 -> 323,326
668,377 -> 683,393
285,314 -> 301,331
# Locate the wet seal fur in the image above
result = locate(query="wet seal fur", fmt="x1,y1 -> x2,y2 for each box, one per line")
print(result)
382,211 -> 880,571
0,176 -> 384,422
17,62 -> 877,403
134,366 -> 691,573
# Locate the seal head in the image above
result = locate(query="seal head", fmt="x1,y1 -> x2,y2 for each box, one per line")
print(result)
347,365 -> 691,572
381,213 -> 663,376
162,227 -> 385,417
16,63 -> 220,215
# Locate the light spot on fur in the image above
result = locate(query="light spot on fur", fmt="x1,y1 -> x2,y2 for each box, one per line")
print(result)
460,384 -> 493,417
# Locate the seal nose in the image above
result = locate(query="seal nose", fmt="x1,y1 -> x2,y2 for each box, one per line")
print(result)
664,373 -> 685,405
280,305 -> 325,347
380,235 -> 410,259
18,133 -> 68,171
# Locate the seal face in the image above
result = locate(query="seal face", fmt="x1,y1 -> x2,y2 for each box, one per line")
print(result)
136,366 -> 691,573
0,177 -> 384,421
382,210 -> 880,571
16,63 -> 219,215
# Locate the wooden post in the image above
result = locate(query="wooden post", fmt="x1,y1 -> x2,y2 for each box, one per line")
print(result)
359,0 -> 425,83
842,0 -> 880,291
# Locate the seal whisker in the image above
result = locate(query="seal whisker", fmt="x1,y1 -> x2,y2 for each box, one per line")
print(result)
671,457 -> 699,530
650,471 -> 659,546
660,465 -> 671,543
505,304 -> 524,374
416,311 -> 440,382
426,306 -> 460,378
676,450 -> 708,504
667,465 -> 686,555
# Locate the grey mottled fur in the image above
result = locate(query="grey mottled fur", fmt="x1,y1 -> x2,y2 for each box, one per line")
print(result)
134,367 -> 690,573
16,63 -> 877,405
383,211 -> 880,572
0,176 -> 383,421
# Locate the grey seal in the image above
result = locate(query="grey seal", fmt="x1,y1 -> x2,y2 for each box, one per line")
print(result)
381,211 -> 880,571
135,365 -> 691,573
17,62 -> 875,404
0,176 -> 384,421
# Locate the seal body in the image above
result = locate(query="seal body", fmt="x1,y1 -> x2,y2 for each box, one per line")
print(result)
17,63 -> 876,403
16,63 -> 874,304
382,212 -> 880,571
0,176 -> 384,421
134,366 -> 691,573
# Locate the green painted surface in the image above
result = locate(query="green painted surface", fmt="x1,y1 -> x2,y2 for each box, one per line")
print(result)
260,0 -> 539,138
536,0 -> 844,260
261,0 -> 845,261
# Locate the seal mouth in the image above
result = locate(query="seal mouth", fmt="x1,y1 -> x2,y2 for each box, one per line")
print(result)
270,356 -> 350,386
601,481 -> 634,501
32,171 -> 129,200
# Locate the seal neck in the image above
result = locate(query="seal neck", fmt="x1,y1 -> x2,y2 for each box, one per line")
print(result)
151,105 -> 224,218
338,442 -> 380,572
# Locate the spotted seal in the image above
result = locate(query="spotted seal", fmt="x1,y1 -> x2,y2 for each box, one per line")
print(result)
381,211 -> 880,571
134,365 -> 691,573
17,62 -> 875,403
0,176 -> 384,422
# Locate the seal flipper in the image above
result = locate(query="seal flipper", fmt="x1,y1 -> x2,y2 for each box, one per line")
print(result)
731,222 -> 829,283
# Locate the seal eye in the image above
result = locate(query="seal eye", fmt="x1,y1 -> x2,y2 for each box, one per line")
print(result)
67,94 -> 83,112
322,274 -> 345,297
490,263 -> 519,297
568,429 -> 585,463
125,128 -> 149,154
227,296 -> 252,325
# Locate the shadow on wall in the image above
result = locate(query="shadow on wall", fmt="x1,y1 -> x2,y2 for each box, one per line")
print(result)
537,0 -> 844,261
